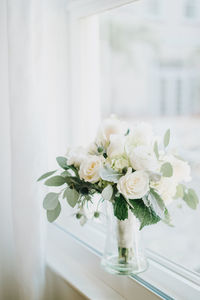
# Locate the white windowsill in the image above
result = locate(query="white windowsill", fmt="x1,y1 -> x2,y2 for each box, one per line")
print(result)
46,223 -> 162,300
46,221 -> 200,300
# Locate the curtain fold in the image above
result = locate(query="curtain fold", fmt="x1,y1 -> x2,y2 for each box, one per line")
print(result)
0,0 -> 16,299
6,0 -> 47,299
1,0 -> 70,298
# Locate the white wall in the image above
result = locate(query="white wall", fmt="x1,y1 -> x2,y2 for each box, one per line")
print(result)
44,267 -> 86,300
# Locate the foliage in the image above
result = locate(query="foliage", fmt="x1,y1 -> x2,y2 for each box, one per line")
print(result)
113,194 -> 128,221
129,198 -> 161,230
163,129 -> 170,148
99,166 -> 122,183
160,162 -> 173,177
37,118 -> 198,229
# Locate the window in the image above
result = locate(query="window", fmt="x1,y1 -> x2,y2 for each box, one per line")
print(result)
146,0 -> 161,17
54,0 -> 200,298
157,62 -> 200,115
99,0 -> 200,274
184,0 -> 198,20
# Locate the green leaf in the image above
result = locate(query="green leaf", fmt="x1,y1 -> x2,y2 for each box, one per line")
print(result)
37,170 -> 57,181
61,170 -> 71,177
129,198 -> 161,230
45,175 -> 66,186
47,202 -> 61,222
125,128 -> 130,136
160,162 -> 173,177
102,184 -> 113,201
56,156 -> 69,170
153,141 -> 159,159
43,192 -> 59,210
99,166 -> 122,183
174,184 -> 185,199
183,188 -> 199,209
65,176 -> 82,186
164,129 -> 170,148
188,188 -> 199,203
162,209 -> 174,227
113,194 -> 128,221
64,188 -> 79,208
149,189 -> 166,218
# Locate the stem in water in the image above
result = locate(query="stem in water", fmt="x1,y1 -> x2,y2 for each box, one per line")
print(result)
117,210 -> 136,263
118,247 -> 134,263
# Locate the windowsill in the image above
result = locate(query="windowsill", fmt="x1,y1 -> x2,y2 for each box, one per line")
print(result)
46,243 -> 124,300
46,221 -> 200,300
46,223 -> 162,300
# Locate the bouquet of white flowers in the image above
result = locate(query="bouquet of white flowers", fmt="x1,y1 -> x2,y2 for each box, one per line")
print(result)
38,116 -> 198,274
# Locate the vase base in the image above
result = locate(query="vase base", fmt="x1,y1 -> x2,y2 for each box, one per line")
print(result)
101,256 -> 148,275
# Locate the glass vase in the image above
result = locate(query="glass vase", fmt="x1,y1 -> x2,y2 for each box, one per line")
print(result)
101,201 -> 148,275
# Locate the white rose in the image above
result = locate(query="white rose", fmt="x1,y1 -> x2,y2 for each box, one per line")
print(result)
151,177 -> 177,206
67,146 -> 86,167
79,155 -> 103,183
117,169 -> 149,199
112,157 -> 129,172
125,123 -> 153,154
129,145 -> 159,172
107,134 -> 126,158
164,155 -> 191,183
96,117 -> 127,147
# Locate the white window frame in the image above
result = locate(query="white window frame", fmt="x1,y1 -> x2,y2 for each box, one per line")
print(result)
67,0 -> 139,146
47,1 -> 200,299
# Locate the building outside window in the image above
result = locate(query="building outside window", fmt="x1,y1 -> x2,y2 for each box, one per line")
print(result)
184,0 -> 198,19
146,0 -> 161,17
99,0 -> 200,274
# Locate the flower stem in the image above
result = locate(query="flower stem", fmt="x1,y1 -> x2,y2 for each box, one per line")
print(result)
118,247 -> 134,263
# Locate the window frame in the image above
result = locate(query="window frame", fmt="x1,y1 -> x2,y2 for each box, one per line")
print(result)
67,0 -> 139,146
48,0 -> 200,299
50,219 -> 200,299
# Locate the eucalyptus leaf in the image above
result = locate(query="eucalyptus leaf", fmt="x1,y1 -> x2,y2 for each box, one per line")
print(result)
174,184 -> 185,199
56,156 -> 69,170
61,170 -> 71,177
99,166 -> 122,183
102,185 -> 113,201
45,175 -> 66,186
37,170 -> 57,181
47,202 -> 61,222
160,162 -> 173,177
164,129 -> 170,148
153,141 -> 159,159
188,188 -> 199,204
183,188 -> 199,209
64,188 -> 79,208
43,192 -> 59,210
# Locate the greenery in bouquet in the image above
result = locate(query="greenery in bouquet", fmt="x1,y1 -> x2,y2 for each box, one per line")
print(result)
38,117 -> 199,230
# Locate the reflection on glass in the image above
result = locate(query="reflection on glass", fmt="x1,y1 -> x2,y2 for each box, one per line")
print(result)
99,0 -> 200,274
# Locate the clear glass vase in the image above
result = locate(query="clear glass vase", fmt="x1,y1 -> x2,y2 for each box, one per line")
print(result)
101,201 -> 148,275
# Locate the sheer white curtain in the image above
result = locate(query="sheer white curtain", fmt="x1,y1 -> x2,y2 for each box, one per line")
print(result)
0,0 -> 69,299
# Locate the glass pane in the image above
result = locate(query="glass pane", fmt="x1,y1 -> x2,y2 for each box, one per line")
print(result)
184,0 -> 197,19
99,0 -> 200,274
